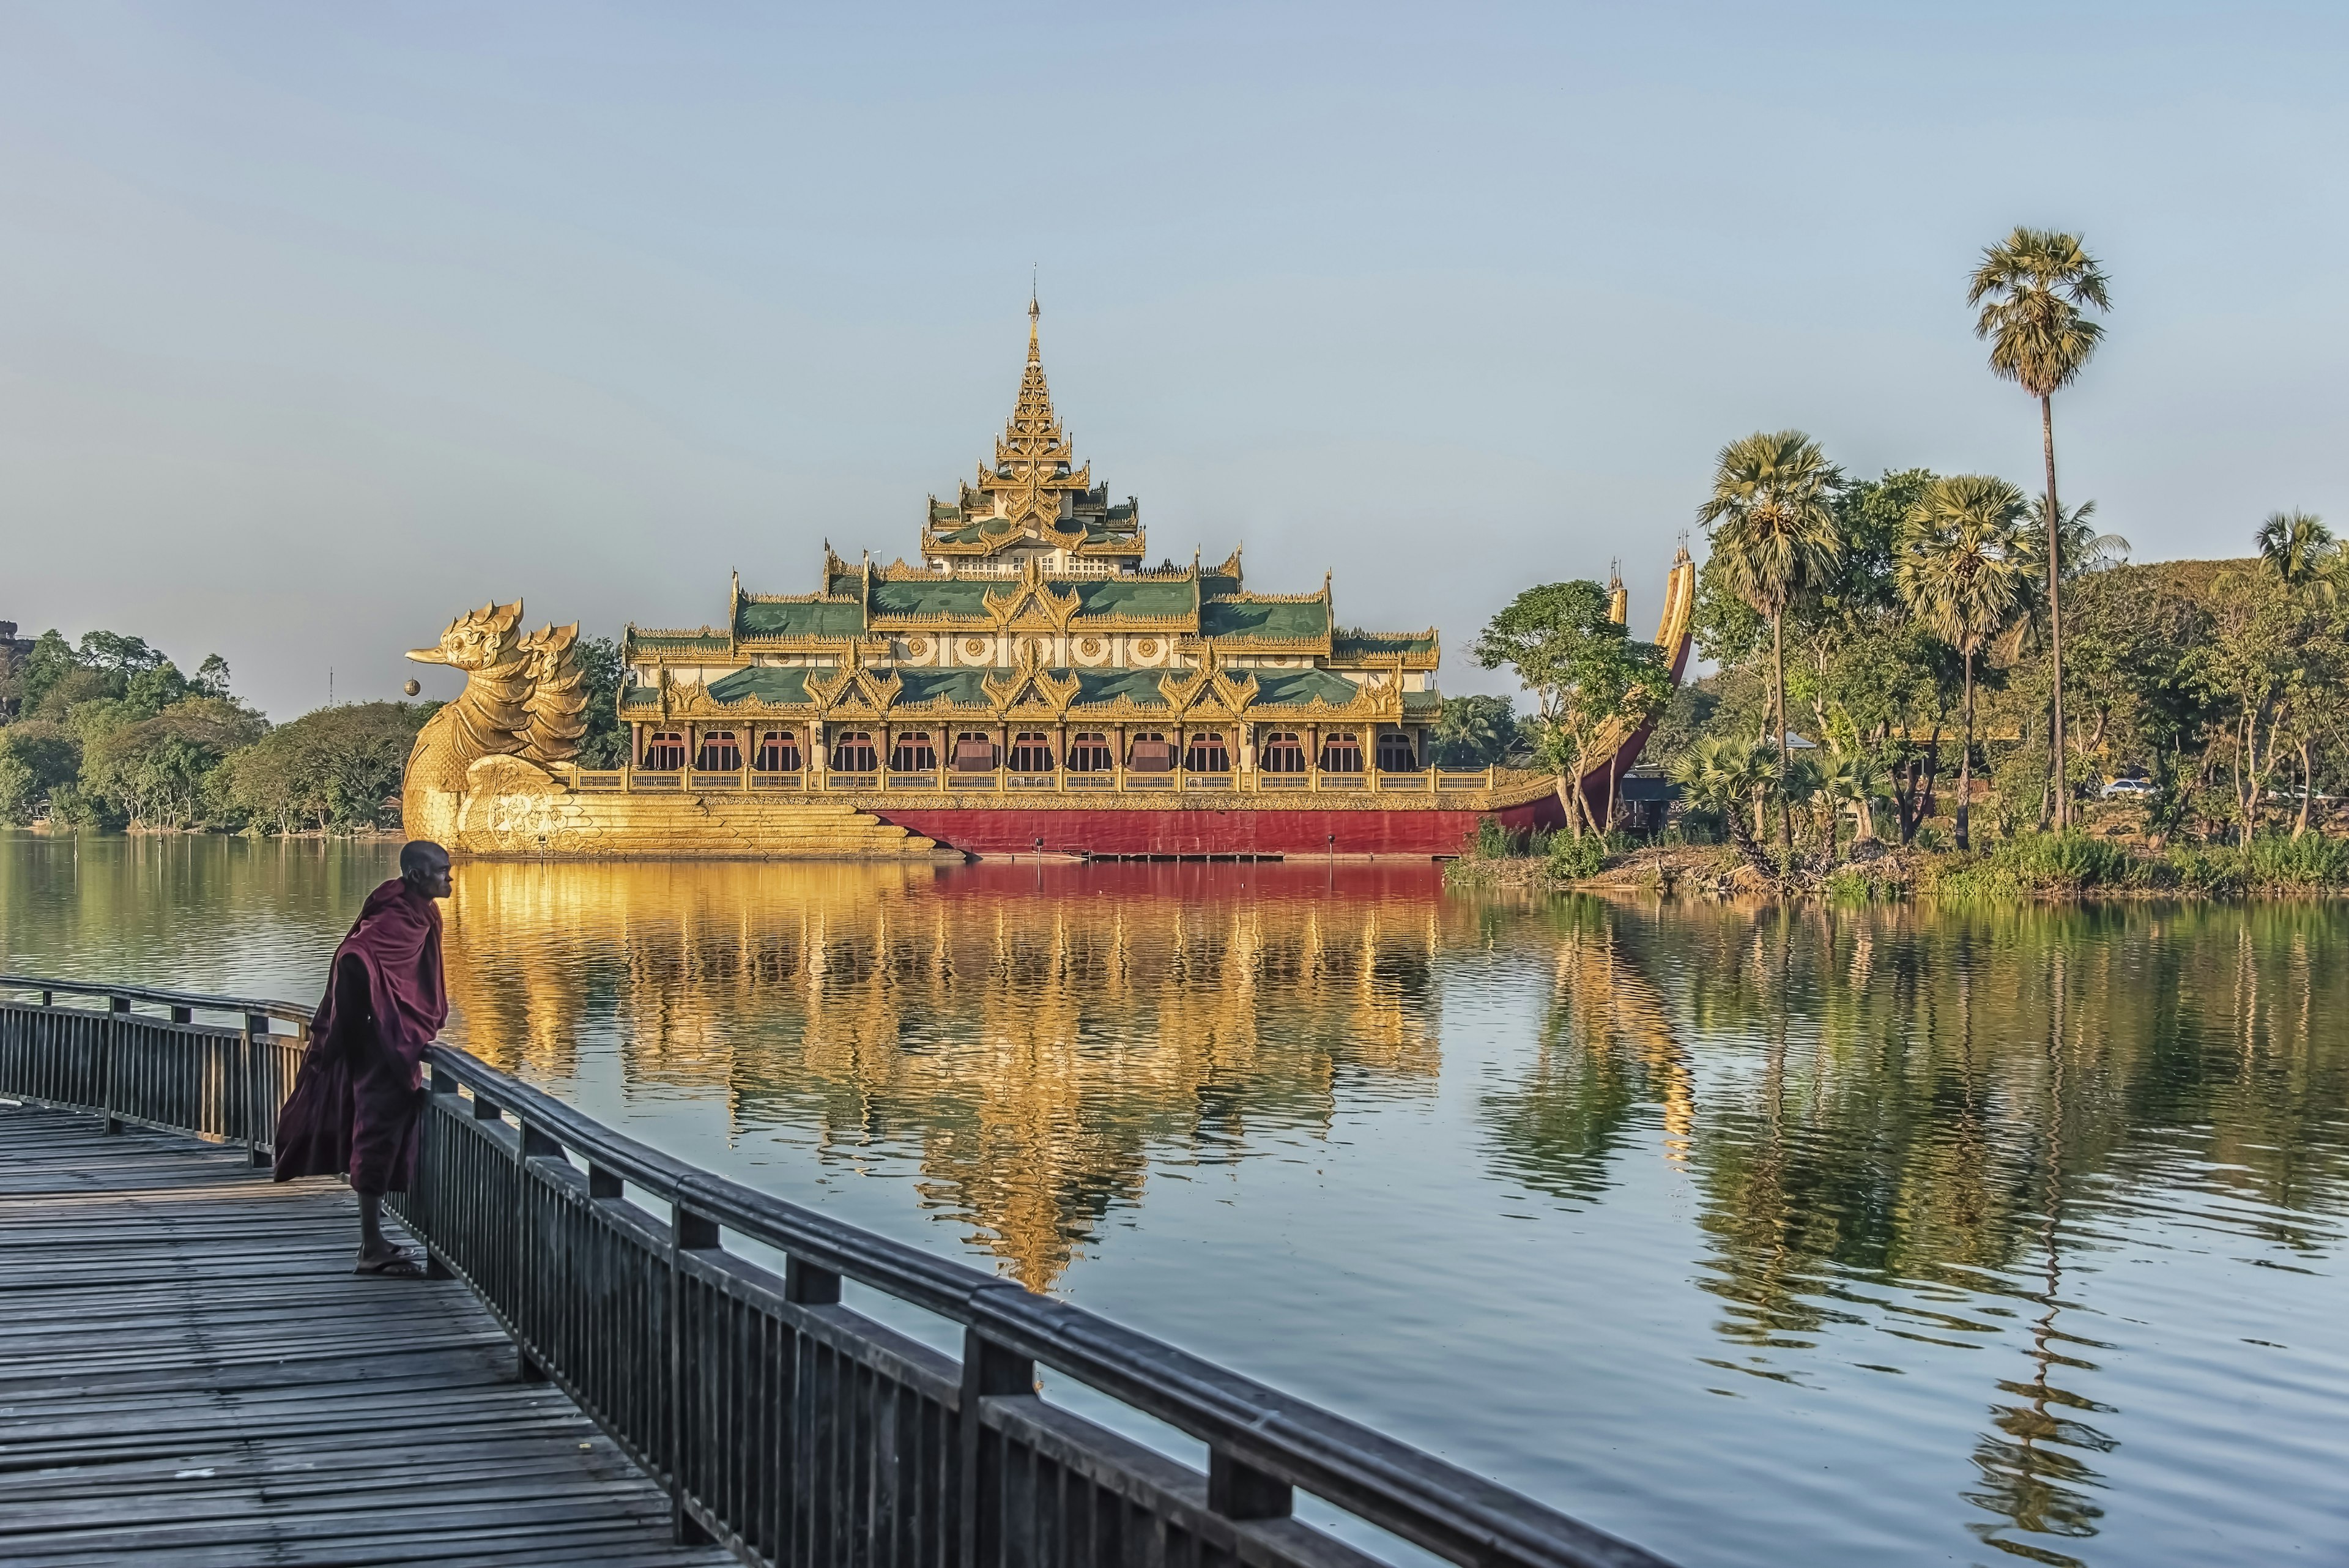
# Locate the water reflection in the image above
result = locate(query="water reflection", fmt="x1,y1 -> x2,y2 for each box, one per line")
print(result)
1478,900 -> 2346,1565
9,834 -> 2345,1568
443,861 -> 1452,1290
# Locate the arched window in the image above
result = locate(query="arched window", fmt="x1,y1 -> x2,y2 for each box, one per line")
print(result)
1319,731 -> 1364,773
642,730 -> 686,770
952,731 -> 998,772
1184,731 -> 1231,772
1127,730 -> 1173,772
1258,730 -> 1306,773
1066,732 -> 1113,773
889,731 -> 937,770
831,731 -> 877,773
754,729 -> 801,771
1009,731 -> 1055,771
695,730 -> 742,771
1376,730 -> 1419,771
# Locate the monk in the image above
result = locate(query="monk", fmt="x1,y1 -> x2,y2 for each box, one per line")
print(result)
274,840 -> 453,1276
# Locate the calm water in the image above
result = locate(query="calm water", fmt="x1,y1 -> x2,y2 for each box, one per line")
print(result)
4,833 -> 2345,1568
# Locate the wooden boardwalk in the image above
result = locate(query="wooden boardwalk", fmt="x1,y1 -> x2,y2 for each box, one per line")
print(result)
0,1104 -> 737,1567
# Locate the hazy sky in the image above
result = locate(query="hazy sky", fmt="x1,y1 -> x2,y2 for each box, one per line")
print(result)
4,3 -> 2343,719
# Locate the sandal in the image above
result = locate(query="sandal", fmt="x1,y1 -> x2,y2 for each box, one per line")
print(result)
354,1250 -> 427,1278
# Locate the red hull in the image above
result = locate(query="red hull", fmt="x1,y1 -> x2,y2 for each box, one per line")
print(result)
874,797 -> 1565,858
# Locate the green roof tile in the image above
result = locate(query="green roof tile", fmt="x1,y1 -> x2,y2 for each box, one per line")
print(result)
706,666 -> 815,705
869,579 -> 1001,618
1250,669 -> 1364,707
1071,668 -> 1171,708
1072,579 -> 1193,619
1201,597 -> 1330,641
736,600 -> 867,639
893,669 -> 996,705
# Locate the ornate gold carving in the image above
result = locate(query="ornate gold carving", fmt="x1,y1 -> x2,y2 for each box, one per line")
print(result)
963,638 -> 990,658
518,622 -> 588,764
1078,638 -> 1102,658
906,637 -> 929,656
1134,639 -> 1159,658
407,601 -> 530,777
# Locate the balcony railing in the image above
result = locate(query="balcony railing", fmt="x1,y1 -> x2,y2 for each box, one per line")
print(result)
574,764 -> 1504,798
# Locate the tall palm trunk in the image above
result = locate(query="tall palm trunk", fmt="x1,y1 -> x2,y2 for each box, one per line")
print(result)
2298,739 -> 2315,839
2041,393 -> 2068,831
1772,610 -> 1792,849
1956,648 -> 1975,852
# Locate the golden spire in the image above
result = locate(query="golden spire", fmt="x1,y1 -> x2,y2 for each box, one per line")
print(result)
978,297 -> 1089,537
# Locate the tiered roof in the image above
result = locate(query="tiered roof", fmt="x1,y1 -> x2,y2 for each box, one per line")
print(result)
618,303 -> 1439,728
919,299 -> 1144,563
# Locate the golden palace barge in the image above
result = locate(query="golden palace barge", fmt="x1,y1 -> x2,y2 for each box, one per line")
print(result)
400,304 -> 1692,860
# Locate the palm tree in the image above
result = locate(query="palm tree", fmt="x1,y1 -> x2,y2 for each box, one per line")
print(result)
1696,430 -> 1843,847
2255,510 -> 2338,605
1969,228 -> 2112,831
1898,475 -> 2031,852
1819,746 -> 1891,850
1998,498 -> 2129,813
1669,735 -> 1781,863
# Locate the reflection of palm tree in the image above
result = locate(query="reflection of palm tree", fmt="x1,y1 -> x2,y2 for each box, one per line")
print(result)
1964,948 -> 2113,1565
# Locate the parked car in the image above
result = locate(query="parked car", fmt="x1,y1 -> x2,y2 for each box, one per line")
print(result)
2100,778 -> 2159,799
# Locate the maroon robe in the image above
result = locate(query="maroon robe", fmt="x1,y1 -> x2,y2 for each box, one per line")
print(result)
273,878 -> 448,1194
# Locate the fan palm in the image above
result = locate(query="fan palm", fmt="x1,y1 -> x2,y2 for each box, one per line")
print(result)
1669,735 -> 1781,858
1898,475 -> 2030,852
1819,746 -> 1891,849
1695,429 -> 1842,845
1969,228 -> 2110,828
2255,510 -> 2339,605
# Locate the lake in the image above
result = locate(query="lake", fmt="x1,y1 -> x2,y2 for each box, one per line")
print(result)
3,831 -> 2343,1567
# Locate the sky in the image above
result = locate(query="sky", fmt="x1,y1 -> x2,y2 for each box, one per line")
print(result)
2,2 -> 2344,720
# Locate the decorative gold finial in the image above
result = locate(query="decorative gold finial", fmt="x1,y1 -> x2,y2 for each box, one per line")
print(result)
1028,289 -> 1041,365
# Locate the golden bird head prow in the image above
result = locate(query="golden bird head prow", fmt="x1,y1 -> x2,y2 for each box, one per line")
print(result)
409,600 -> 525,669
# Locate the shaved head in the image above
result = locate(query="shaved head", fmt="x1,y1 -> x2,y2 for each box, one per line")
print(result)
400,840 -> 452,899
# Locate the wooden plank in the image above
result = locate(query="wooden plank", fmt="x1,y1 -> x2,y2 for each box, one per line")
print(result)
0,1106 -> 733,1567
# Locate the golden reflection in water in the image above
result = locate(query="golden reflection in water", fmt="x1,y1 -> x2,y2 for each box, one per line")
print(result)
440,860 -> 1452,1290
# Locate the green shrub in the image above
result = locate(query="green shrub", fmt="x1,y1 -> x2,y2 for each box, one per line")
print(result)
1546,832 -> 1607,880
1994,831 -> 2137,891
2239,833 -> 2349,889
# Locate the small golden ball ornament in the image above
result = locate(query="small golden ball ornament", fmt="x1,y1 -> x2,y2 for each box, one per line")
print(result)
403,679 -> 421,697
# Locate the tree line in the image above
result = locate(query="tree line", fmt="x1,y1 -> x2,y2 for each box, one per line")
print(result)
0,627 -> 630,833
1447,226 -> 2347,872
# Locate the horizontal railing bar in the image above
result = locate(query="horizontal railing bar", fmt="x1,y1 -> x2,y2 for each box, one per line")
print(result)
430,1047 -> 997,1318
0,973 -> 312,1028
5,976 -> 1678,1568
425,1044 -> 1671,1568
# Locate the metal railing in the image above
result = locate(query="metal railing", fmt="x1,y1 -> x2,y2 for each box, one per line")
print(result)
0,974 -> 1674,1568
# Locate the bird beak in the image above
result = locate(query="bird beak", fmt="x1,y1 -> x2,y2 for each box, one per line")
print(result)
406,647 -> 449,664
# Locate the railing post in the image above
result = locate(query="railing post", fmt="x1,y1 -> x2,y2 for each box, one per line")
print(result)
669,1198 -> 720,1546
957,1323 -> 1034,1568
103,995 -> 128,1134
242,1014 -> 269,1167
1208,1445 -> 1294,1523
420,1062 -> 459,1277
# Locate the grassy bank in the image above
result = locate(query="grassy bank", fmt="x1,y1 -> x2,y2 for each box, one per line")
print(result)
1444,822 -> 2349,902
